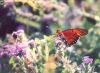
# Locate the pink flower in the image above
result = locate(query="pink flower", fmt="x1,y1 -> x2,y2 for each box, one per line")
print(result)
82,56 -> 93,64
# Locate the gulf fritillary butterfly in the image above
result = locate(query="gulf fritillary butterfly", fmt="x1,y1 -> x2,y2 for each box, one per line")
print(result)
57,29 -> 88,46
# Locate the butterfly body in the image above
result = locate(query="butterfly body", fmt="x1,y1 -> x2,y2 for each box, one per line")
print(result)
57,29 -> 88,46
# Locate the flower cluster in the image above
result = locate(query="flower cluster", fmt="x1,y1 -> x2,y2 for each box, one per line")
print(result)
82,56 -> 93,64
76,56 -> 96,73
0,29 -> 35,72
0,29 -> 97,73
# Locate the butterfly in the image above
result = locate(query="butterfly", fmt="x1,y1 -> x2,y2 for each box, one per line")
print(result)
56,28 -> 88,46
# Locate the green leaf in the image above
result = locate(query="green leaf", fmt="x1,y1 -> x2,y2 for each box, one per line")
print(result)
9,57 -> 15,64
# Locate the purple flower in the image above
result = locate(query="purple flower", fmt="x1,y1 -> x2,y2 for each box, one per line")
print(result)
12,31 -> 17,36
17,29 -> 24,34
15,43 -> 28,56
12,29 -> 25,38
82,56 -> 93,64
3,44 -> 17,56
0,43 -> 27,57
4,0 -> 14,7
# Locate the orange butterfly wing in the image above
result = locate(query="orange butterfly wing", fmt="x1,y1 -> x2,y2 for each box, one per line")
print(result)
58,29 -> 88,46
